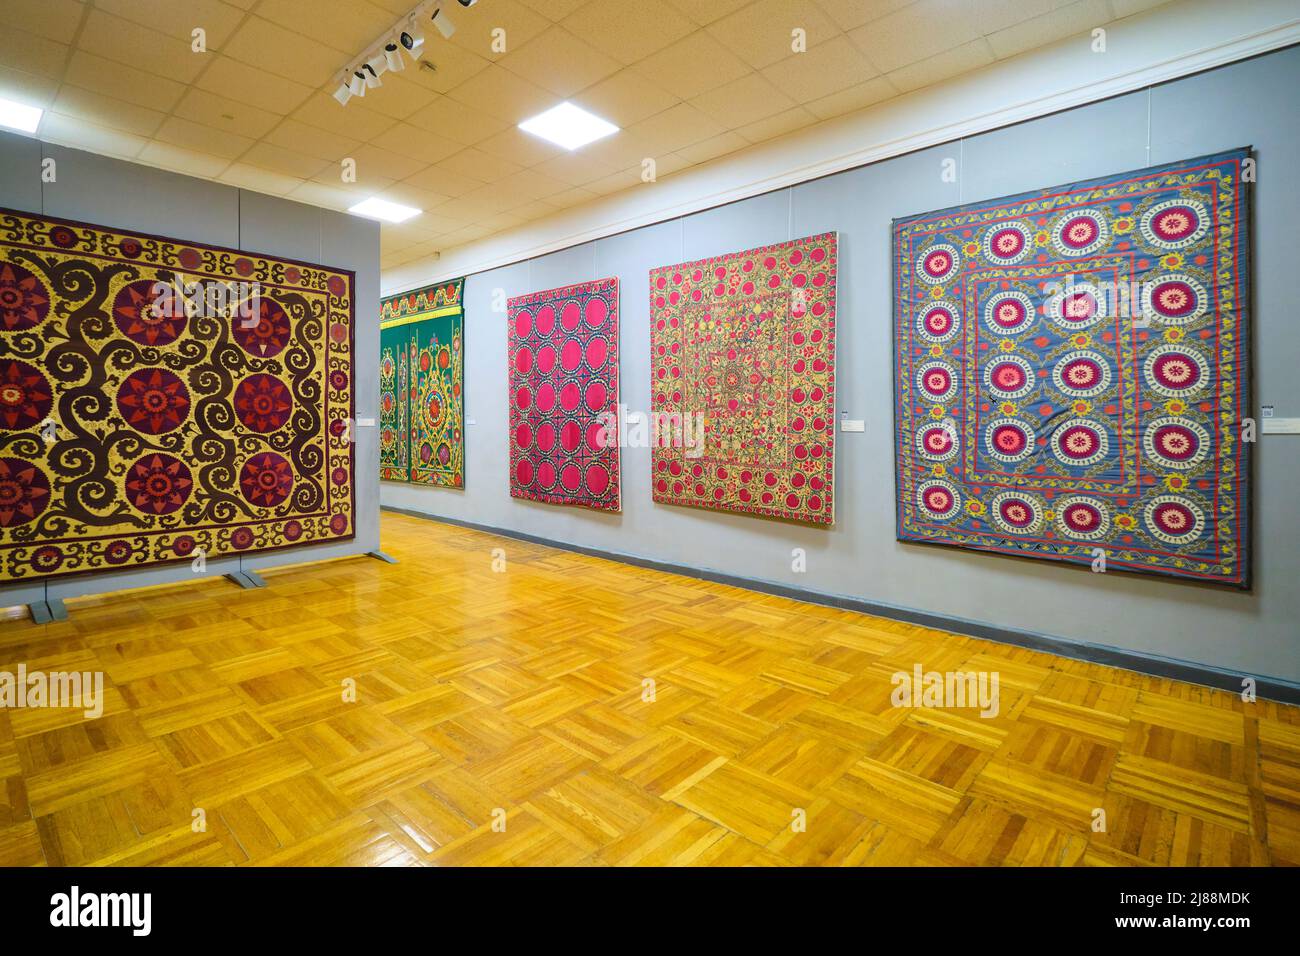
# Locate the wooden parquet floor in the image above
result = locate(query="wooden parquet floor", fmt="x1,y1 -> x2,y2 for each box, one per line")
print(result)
0,510 -> 1296,867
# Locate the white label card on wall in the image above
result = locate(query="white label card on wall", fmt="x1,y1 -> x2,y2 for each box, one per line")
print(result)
355,417 -> 375,427
840,419 -> 865,432
1262,418 -> 1300,434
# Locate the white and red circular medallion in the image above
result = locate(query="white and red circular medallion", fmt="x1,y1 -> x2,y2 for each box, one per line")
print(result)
1050,418 -> 1109,468
915,360 -> 958,403
1140,198 -> 1210,250
1051,209 -> 1109,257
916,243 -> 960,284
991,491 -> 1044,535
1047,281 -> 1107,330
982,221 -> 1032,265
1055,495 -> 1111,541
1143,344 -> 1208,398
916,301 -> 961,343
1143,417 -> 1209,470
915,421 -> 958,461
1052,350 -> 1112,398
1140,273 -> 1208,326
1143,494 -> 1205,545
983,354 -> 1036,400
916,479 -> 962,521
984,417 -> 1035,464
982,290 -> 1036,336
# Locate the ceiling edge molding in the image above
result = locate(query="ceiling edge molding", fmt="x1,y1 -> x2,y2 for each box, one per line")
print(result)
382,0 -> 1300,294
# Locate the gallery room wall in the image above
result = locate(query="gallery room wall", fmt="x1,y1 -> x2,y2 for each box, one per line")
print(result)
383,45 -> 1300,688
0,129 -> 381,609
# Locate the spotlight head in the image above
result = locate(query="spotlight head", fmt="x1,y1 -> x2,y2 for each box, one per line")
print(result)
332,82 -> 352,106
457,0 -> 478,7
362,62 -> 382,88
384,42 -> 405,72
431,7 -> 455,39
348,71 -> 366,96
400,22 -> 426,59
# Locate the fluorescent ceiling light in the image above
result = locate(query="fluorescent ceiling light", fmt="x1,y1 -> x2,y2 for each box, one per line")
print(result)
518,101 -> 618,151
0,97 -> 42,134
347,197 -> 421,223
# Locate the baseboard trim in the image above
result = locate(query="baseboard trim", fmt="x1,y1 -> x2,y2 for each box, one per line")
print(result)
383,505 -> 1300,706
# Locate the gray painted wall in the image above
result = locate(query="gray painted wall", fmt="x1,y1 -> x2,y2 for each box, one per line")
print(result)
384,46 -> 1300,685
0,130 -> 381,608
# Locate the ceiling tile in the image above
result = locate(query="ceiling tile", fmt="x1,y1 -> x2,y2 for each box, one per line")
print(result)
474,126 -> 564,169
663,0 -> 755,26
292,90 -> 399,142
630,31 -> 751,102
448,0 -> 552,60
761,35 -> 878,103
847,0 -> 981,74
222,15 -> 350,87
408,41 -> 491,95
153,116 -> 255,160
400,163 -> 485,198
268,117 -> 360,163
0,66 -> 61,109
515,0 -> 589,21
675,130 -> 750,165
344,72 -> 441,121
195,56 -> 316,116
707,0 -> 843,70
255,0 -> 393,54
64,50 -> 187,113
546,185 -> 599,209
218,162 -> 303,196
0,29 -> 70,82
573,71 -> 680,128
92,0 -> 246,47
804,74 -> 896,119
736,105 -> 818,142
812,0 -> 914,32
347,143 -> 430,183
369,122 -> 465,165
4,0 -> 85,44
52,86 -> 166,138
77,9 -> 207,84
308,165 -> 394,195
981,0 -> 1079,36
561,0 -> 697,66
404,94 -> 508,146
137,140 -> 232,180
173,87 -> 282,139
886,38 -> 995,92
689,73 -> 797,128
498,27 -> 620,97
985,0 -> 1112,60
532,151 -> 620,189
446,64 -> 557,124
626,102 -> 726,155
40,113 -> 147,161
240,141 -> 333,179
435,147 -> 523,184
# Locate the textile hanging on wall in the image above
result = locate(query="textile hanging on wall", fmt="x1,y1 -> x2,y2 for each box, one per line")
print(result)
378,279 -> 464,487
0,208 -> 355,584
507,277 -> 620,511
649,233 -> 838,525
893,149 -> 1251,586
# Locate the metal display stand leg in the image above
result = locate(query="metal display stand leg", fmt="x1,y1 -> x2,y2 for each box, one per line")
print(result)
366,550 -> 399,564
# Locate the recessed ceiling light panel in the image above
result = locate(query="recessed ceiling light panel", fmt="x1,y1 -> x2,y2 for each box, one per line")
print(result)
0,96 -> 42,134
347,198 -> 421,223
518,102 -> 619,151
